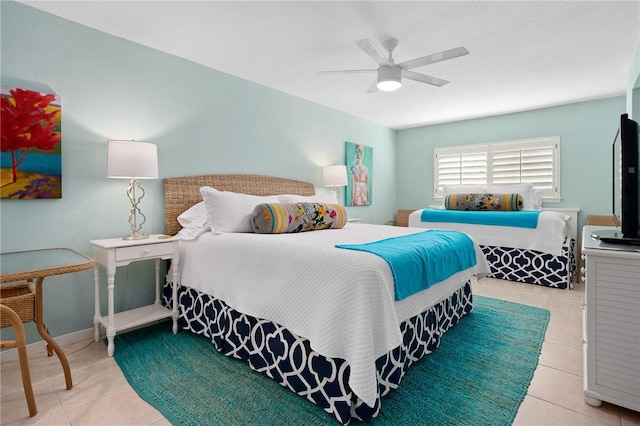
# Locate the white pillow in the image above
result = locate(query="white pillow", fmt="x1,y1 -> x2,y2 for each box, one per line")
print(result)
278,192 -> 338,204
174,226 -> 209,240
200,186 -> 279,233
487,183 -> 539,211
177,201 -> 209,229
442,184 -> 486,195
533,189 -> 544,210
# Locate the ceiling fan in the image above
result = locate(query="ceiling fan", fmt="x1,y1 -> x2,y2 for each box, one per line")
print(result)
317,39 -> 469,93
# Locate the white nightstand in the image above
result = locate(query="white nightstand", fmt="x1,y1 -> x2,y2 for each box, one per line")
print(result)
90,235 -> 179,356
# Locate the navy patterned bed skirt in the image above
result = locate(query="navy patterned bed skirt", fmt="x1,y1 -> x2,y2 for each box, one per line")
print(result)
481,239 -> 576,289
163,281 -> 473,424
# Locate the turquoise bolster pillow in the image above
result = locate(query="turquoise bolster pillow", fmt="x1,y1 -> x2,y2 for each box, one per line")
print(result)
444,193 -> 524,211
251,202 -> 348,234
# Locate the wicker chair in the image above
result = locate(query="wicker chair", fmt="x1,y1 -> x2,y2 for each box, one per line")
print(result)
0,300 -> 37,416
586,215 -> 620,227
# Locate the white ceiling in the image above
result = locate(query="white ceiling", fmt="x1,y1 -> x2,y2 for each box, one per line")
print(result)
18,1 -> 640,130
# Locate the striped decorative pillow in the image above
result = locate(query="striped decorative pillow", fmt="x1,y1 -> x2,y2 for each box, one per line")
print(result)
251,202 -> 347,234
444,193 -> 524,211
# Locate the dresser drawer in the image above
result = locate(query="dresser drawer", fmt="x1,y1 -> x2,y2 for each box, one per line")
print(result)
115,242 -> 173,262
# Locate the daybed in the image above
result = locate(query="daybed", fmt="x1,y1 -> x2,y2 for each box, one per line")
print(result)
161,174 -> 490,424
406,187 -> 577,289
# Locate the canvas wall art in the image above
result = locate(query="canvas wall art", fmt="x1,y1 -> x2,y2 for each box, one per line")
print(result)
345,141 -> 373,206
1,87 -> 62,199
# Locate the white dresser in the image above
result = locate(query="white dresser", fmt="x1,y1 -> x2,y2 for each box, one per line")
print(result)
581,226 -> 640,412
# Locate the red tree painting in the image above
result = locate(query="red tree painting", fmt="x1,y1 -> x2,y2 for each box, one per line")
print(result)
1,88 -> 62,199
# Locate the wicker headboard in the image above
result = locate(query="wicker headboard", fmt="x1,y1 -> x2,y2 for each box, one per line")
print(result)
163,174 -> 316,235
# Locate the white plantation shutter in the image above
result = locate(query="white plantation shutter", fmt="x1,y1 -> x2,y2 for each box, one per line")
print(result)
434,137 -> 560,200
435,148 -> 487,192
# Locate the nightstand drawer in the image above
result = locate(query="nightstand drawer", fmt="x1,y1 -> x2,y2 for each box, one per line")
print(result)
115,242 -> 173,261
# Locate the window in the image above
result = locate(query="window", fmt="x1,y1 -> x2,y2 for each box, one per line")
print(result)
434,136 -> 560,201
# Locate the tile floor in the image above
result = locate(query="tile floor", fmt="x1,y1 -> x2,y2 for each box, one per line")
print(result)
2,278 -> 640,425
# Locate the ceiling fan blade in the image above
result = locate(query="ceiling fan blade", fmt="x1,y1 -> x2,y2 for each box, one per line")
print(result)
366,79 -> 378,93
398,46 -> 469,70
402,70 -> 449,87
316,69 -> 377,75
356,39 -> 390,66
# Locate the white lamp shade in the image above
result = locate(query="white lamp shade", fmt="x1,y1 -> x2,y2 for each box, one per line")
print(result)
107,140 -> 159,179
322,165 -> 348,187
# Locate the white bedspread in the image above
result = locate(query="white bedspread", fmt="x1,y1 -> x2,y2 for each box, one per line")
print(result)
175,223 -> 489,407
408,209 -> 570,256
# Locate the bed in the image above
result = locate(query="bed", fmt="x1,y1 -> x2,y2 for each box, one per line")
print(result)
408,207 -> 576,289
161,174 -> 490,424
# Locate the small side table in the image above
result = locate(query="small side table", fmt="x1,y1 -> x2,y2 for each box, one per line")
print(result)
90,235 -> 178,356
0,248 -> 95,392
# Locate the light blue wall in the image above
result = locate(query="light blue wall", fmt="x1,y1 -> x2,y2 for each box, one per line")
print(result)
396,96 -> 627,233
0,2 -> 396,343
628,37 -> 640,120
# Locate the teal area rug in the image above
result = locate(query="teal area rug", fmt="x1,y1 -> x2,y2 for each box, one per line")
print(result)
111,296 -> 549,425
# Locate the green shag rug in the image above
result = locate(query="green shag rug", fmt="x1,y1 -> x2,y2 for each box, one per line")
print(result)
112,295 -> 549,425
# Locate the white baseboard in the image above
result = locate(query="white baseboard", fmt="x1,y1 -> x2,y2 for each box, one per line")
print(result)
0,327 -> 96,363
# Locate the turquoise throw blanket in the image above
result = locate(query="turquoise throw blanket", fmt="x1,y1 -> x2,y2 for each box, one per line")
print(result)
421,209 -> 541,228
336,230 -> 477,301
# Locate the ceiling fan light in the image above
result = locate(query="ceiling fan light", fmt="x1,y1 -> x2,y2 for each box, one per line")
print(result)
377,78 -> 401,91
377,65 -> 402,91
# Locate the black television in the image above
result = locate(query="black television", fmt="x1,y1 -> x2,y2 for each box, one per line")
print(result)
594,113 -> 640,245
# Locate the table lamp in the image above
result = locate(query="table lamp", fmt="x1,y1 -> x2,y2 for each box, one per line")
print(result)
107,140 -> 158,240
322,165 -> 348,199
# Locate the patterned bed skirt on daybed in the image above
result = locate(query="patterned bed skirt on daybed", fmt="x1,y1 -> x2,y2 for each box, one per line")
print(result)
163,281 -> 473,424
481,239 -> 576,289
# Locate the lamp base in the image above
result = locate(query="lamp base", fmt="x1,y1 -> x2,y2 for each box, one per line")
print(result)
122,178 -> 149,241
122,233 -> 149,241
